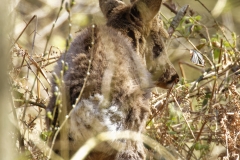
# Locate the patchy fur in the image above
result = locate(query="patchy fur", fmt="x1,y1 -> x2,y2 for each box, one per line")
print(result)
47,0 -> 179,159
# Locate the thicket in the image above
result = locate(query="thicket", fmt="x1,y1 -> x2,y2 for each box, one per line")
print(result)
9,0 -> 240,159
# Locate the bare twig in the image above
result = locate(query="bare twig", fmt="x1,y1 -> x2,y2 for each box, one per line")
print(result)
43,0 -> 65,56
14,15 -> 37,45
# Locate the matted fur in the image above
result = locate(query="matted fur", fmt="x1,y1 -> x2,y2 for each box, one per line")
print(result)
47,0 -> 179,159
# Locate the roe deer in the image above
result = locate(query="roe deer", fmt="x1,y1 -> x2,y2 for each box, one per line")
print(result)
47,0 -> 179,159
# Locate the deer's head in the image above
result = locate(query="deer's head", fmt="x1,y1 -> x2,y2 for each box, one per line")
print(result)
99,0 -> 179,89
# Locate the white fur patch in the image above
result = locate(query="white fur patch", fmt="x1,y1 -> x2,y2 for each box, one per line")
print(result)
69,94 -> 125,143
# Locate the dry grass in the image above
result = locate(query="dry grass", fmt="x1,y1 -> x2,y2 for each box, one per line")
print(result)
8,0 -> 240,159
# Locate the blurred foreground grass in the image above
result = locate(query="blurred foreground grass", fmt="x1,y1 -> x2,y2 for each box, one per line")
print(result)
0,0 -> 14,159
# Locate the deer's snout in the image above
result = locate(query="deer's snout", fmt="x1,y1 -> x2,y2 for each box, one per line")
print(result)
155,67 -> 179,89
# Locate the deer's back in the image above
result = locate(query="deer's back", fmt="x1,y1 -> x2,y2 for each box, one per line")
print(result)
58,25 -> 152,109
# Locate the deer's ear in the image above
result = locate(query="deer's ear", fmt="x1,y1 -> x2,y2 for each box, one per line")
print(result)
131,0 -> 162,23
99,0 -> 125,18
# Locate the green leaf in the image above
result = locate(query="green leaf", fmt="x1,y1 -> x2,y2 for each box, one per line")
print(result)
214,49 -> 220,60
194,25 -> 202,32
194,142 -> 209,150
40,131 -> 52,141
223,41 -> 231,48
194,15 -> 202,21
47,111 -> 53,120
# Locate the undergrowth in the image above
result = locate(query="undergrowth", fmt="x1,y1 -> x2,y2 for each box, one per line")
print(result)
9,0 -> 240,160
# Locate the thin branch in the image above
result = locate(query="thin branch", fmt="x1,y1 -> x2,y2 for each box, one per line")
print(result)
14,15 -> 37,45
47,24 -> 96,159
43,0 -> 65,56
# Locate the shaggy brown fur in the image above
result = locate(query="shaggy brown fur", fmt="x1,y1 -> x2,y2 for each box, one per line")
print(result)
47,0 -> 179,159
